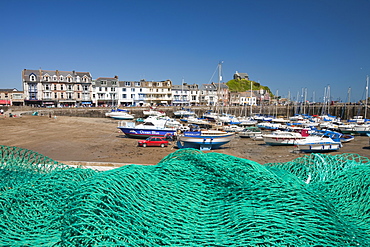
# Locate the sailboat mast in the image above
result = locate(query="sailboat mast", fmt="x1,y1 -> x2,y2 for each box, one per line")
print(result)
250,81 -> 253,116
365,75 -> 369,119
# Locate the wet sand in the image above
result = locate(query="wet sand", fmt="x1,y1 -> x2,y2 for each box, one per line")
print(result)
1,114 -> 369,167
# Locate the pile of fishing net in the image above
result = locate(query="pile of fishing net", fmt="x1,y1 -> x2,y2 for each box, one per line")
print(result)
0,145 -> 369,246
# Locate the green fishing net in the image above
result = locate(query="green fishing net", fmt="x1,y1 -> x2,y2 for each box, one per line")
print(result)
0,145 -> 369,246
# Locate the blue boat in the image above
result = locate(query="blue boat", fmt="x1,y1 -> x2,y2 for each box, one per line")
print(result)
176,130 -> 235,151
117,118 -> 177,139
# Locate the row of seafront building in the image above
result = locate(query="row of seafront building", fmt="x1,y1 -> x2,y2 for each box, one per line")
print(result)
0,69 -> 271,107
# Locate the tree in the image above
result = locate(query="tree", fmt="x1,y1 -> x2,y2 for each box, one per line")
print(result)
226,79 -> 272,95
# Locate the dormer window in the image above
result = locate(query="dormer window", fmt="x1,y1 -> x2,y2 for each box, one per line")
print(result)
59,75 -> 64,81
30,74 -> 36,81
101,80 -> 107,86
43,76 -> 50,82
67,76 -> 72,82
53,75 -> 57,81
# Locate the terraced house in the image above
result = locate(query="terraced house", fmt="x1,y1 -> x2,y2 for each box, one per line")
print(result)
22,69 -> 93,107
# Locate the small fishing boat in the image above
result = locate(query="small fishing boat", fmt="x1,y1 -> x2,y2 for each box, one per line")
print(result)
143,108 -> 166,117
294,134 -> 342,153
262,129 -> 309,146
257,122 -> 286,131
238,126 -> 262,138
105,109 -> 135,120
176,130 -> 235,151
173,109 -> 196,118
223,125 -> 244,133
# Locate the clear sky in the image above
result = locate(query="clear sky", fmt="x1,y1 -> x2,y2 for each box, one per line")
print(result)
1,0 -> 370,102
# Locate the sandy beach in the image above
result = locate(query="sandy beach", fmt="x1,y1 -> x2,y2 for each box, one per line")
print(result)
1,114 -> 370,167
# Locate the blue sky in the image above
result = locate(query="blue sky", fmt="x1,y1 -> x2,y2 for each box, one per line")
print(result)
1,0 -> 370,102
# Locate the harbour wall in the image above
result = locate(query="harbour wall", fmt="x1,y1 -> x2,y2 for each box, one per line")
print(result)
4,104 -> 370,120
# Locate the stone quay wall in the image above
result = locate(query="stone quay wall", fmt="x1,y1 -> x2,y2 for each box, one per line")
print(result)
4,104 -> 370,120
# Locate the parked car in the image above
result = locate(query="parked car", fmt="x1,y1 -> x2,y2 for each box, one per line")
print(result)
138,136 -> 169,147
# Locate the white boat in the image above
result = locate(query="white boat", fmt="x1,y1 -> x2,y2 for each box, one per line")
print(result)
176,130 -> 235,151
257,122 -> 286,130
173,109 -> 196,118
338,123 -> 370,135
295,135 -> 342,153
238,127 -> 262,138
105,109 -> 135,120
338,123 -> 358,134
154,116 -> 182,128
237,117 -> 257,126
352,124 -> 370,136
223,125 -> 244,133
271,117 -> 290,123
143,109 -> 166,116
347,115 -> 365,124
262,129 -> 309,146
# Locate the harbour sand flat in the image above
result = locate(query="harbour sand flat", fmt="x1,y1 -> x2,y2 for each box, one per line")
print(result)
1,115 -> 369,167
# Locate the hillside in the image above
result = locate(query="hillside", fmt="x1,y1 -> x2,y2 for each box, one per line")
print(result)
226,79 -> 271,93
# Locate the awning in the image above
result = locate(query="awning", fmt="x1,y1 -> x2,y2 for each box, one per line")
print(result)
82,101 -> 92,104
0,100 -> 11,104
161,101 -> 168,103
43,102 -> 55,105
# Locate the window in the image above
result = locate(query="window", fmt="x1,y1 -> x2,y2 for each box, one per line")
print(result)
59,76 -> 64,81
77,85 -> 80,90
77,93 -> 80,98
43,76 -> 50,81
54,85 -> 57,90
122,88 -> 126,92
131,94 -> 134,99
61,93 -> 64,99
68,85 -> 73,90
140,88 -> 142,92
122,94 -> 127,98
44,85 -> 50,90
131,88 -> 135,92
54,93 -> 57,98
112,81 -> 117,86
53,75 -> 57,81
61,85 -> 64,90
30,74 -> 37,81
83,85 -> 89,91
111,87 -> 116,92
125,81 -> 131,86
101,80 -> 107,85
135,82 -> 140,87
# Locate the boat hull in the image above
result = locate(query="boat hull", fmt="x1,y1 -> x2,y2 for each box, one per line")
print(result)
117,127 -> 177,138
176,132 -> 234,151
263,136 -> 305,146
296,142 -> 342,152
